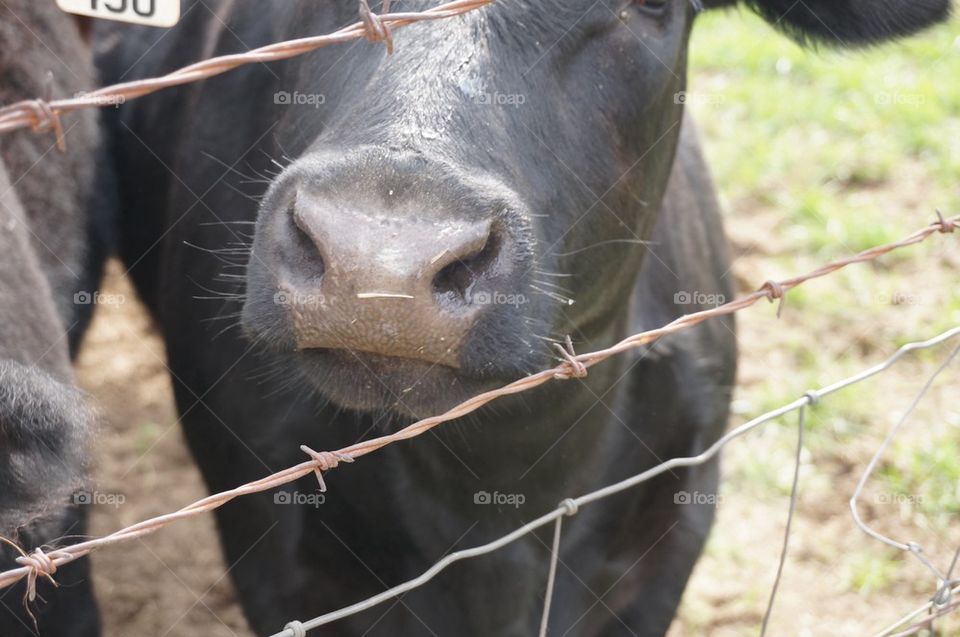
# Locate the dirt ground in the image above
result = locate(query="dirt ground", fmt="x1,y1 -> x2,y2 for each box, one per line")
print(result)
76,265 -> 252,637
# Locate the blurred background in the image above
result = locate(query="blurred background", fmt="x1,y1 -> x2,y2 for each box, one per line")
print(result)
75,7 -> 960,636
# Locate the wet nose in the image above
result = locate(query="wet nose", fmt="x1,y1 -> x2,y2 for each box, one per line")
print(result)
283,196 -> 507,366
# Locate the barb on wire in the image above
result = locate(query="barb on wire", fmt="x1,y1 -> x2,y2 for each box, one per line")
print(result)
261,326 -> 960,637
0,0 -> 494,145
359,0 -> 395,54
760,279 -> 787,318
936,209 -> 955,234
0,212 -> 955,602
0,536 -> 65,632
300,446 -> 354,492
552,335 -> 588,380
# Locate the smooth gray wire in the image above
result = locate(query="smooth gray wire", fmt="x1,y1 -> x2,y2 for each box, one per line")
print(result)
849,343 -> 960,561
538,515 -> 565,637
760,404 -> 806,636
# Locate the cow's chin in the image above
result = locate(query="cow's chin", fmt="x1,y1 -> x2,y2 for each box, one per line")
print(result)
294,349 -> 496,420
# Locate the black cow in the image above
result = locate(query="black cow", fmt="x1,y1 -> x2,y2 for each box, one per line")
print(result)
96,1 -> 949,635
0,3 -> 112,635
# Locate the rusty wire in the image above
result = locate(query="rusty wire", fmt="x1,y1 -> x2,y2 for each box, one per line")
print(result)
0,211 -> 955,602
0,0 -> 493,148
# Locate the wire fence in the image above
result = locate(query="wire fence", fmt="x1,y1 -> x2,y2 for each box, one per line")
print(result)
270,326 -> 960,637
0,211 -> 956,635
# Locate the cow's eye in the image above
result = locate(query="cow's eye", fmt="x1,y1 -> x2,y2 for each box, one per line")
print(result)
632,0 -> 669,16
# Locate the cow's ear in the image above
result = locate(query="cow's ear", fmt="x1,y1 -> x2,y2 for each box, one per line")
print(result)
702,0 -> 951,46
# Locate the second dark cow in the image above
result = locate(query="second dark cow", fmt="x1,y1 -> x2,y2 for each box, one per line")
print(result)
0,2 -> 113,634
97,1 -> 949,635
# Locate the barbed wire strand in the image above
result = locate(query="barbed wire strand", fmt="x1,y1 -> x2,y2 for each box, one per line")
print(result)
0,213 -> 955,601
759,401 -> 806,636
0,0 -> 494,145
261,325 -> 960,637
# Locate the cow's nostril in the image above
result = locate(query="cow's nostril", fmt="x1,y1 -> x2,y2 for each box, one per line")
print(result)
432,230 -> 502,303
290,201 -> 326,278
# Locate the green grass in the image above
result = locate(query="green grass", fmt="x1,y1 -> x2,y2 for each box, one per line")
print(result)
880,433 -> 960,519
134,421 -> 164,455
846,549 -> 902,595
689,9 -> 960,256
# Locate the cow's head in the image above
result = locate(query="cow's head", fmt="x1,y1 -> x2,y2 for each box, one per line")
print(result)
242,0 -> 949,417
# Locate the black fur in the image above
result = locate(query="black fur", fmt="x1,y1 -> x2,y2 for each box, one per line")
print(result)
0,2 -> 113,634
707,0 -> 951,44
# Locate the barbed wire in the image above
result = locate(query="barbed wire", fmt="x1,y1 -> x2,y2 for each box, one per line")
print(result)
270,325 -> 960,637
0,0 -> 494,150
0,212 -> 955,608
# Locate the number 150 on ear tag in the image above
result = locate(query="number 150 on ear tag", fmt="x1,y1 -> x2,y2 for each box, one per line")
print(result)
56,0 -> 180,28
